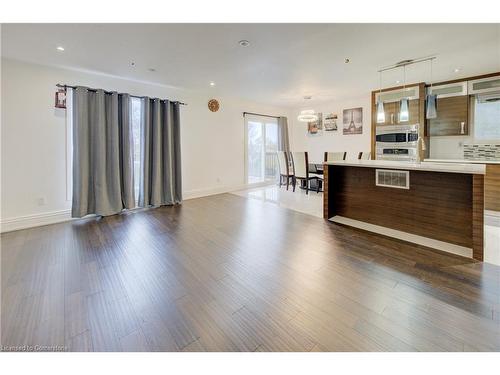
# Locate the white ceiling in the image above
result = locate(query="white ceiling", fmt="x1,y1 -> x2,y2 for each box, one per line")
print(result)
2,24 -> 500,107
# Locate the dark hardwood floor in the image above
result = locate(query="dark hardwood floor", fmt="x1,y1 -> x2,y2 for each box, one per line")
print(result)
1,193 -> 500,351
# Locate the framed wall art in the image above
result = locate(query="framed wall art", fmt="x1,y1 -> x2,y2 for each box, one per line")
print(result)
343,107 -> 362,135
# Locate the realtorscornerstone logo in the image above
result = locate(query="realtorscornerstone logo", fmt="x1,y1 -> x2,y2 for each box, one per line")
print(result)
1,345 -> 67,352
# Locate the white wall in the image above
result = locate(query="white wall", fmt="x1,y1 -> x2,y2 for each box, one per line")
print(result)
0,58 -> 289,230
288,96 -> 372,163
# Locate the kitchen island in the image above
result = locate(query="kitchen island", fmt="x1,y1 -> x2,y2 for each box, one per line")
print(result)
424,159 -> 500,212
323,160 -> 486,260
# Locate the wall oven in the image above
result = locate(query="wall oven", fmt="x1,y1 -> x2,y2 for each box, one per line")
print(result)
376,124 -> 419,161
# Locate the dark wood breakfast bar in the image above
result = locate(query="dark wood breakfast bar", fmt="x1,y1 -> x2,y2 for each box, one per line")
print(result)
323,160 -> 486,260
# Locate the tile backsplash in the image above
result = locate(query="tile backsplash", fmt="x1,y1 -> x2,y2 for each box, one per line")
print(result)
463,144 -> 500,160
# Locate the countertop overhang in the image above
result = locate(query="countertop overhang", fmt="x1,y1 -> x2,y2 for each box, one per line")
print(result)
424,158 -> 500,165
323,159 -> 486,175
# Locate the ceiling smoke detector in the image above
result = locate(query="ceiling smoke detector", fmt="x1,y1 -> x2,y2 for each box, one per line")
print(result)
238,40 -> 250,47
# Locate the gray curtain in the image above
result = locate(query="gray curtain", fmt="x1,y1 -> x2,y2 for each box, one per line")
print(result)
72,87 -> 135,218
138,98 -> 182,207
277,116 -> 290,152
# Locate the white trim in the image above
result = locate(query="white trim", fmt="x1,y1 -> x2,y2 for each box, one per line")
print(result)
330,215 -> 473,259
1,209 -> 74,233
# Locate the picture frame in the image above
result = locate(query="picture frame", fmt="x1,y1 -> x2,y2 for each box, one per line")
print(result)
343,107 -> 363,135
307,112 -> 323,134
324,113 -> 338,131
55,88 -> 67,109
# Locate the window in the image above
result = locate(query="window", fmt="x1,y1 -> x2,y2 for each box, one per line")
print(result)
473,99 -> 500,140
245,115 -> 279,184
131,97 -> 142,204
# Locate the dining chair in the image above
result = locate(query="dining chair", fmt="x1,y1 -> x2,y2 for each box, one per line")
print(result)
276,151 -> 294,190
358,151 -> 372,160
291,152 -> 322,194
324,152 -> 346,162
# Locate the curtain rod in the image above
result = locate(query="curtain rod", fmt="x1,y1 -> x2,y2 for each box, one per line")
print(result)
56,84 -> 187,105
243,111 -> 281,119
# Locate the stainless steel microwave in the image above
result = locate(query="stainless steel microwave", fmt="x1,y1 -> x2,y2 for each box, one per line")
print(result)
376,124 -> 419,162
375,124 -> 419,147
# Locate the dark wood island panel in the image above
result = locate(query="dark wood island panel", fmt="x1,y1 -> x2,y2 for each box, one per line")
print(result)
324,164 -> 484,261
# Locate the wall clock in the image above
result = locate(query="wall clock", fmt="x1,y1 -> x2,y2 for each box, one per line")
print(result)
208,99 -> 220,112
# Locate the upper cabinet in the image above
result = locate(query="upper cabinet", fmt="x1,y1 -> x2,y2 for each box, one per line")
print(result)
426,81 -> 469,136
374,85 -> 421,126
375,86 -> 420,103
428,81 -> 467,98
376,100 -> 420,126
468,76 -> 500,95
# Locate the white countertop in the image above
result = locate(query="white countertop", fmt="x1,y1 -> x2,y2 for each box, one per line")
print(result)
324,159 -> 486,174
424,158 -> 500,165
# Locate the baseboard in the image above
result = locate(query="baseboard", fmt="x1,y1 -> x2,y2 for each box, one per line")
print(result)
183,182 -> 272,200
1,209 -> 73,233
1,183 -> 266,233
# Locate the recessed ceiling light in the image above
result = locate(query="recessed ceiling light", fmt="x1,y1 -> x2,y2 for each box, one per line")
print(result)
454,68 -> 461,73
210,82 -> 215,87
56,46 -> 65,51
148,68 -> 156,72
238,40 -> 250,47
396,80 -> 401,84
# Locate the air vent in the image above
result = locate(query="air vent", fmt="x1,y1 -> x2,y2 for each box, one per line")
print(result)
376,169 -> 410,189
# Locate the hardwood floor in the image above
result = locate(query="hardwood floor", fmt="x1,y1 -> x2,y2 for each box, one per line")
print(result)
1,193 -> 500,351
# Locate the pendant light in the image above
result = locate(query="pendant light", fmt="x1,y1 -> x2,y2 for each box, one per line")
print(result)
297,109 -> 318,122
376,71 -> 385,123
297,96 -> 318,122
399,65 -> 409,122
426,58 -> 437,119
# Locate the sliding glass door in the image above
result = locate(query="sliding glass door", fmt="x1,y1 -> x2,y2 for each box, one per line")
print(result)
245,115 -> 279,184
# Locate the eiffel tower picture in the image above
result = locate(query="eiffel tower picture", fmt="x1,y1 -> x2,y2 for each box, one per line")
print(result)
343,107 -> 363,135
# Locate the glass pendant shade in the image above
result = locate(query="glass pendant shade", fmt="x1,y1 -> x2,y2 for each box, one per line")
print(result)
376,100 -> 385,123
399,98 -> 409,122
297,109 -> 318,122
426,94 -> 437,119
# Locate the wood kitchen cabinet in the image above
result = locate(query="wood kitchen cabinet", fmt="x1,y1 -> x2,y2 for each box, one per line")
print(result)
377,99 -> 420,126
426,95 -> 469,136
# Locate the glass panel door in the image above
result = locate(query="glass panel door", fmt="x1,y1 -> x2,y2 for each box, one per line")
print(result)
245,115 -> 279,184
264,122 -> 278,181
246,120 -> 264,184
131,97 -> 142,205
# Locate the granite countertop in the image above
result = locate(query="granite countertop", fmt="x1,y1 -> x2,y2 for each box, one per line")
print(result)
324,159 -> 486,174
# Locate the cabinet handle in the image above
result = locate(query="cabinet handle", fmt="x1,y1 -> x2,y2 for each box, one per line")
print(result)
460,121 -> 465,135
